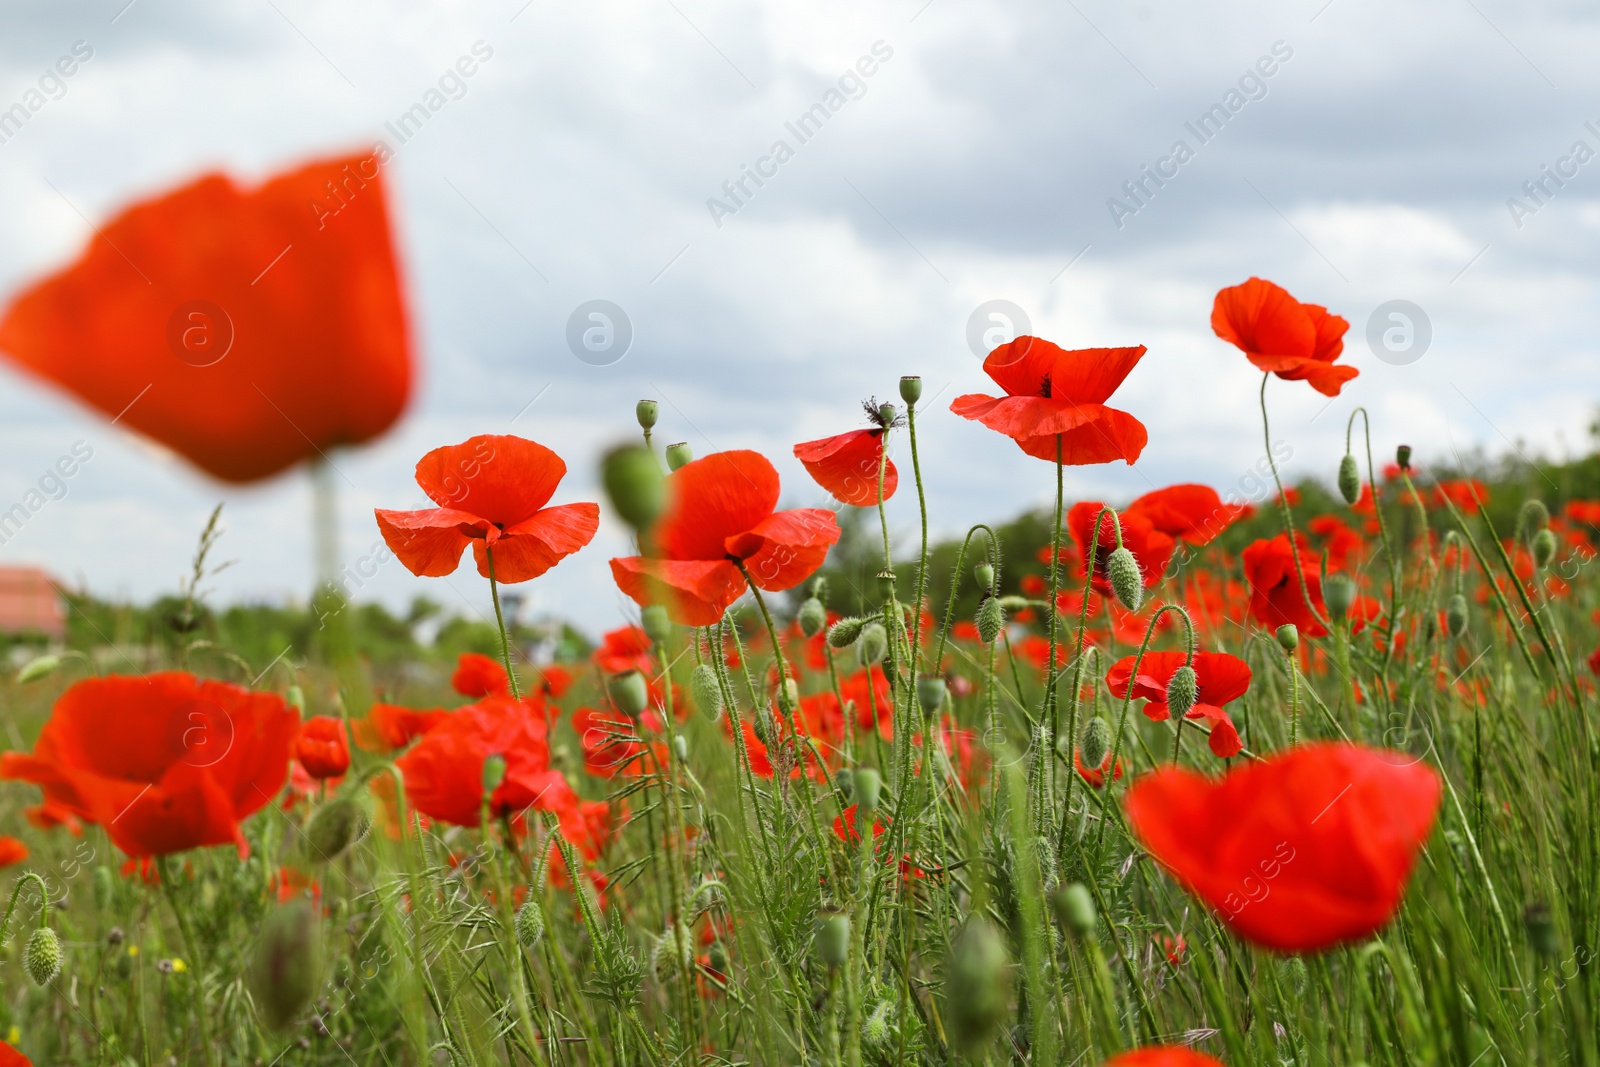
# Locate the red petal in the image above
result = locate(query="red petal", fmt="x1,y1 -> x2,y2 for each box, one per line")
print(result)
1125,484 -> 1244,544
1211,277 -> 1316,362
415,435 -> 567,524
655,451 -> 780,561
981,337 -> 1147,404
725,508 -> 840,591
610,556 -> 746,626
794,429 -> 897,506
375,507 -> 483,577
472,502 -> 599,583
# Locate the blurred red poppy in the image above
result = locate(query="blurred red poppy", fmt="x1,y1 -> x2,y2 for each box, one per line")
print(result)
1211,277 -> 1355,397
0,673 -> 296,858
1125,484 -> 1246,546
1074,749 -> 1125,788
1241,534 -> 1329,637
1104,1049 -> 1225,1067
0,836 -> 27,868
611,450 -> 840,625
1430,480 -> 1489,510
396,693 -> 571,826
1125,742 -> 1440,952
452,652 -> 510,698
356,702 -> 449,751
0,1041 -> 32,1067
0,154 -> 412,483
1068,502 -> 1176,597
1106,650 -> 1252,758
593,626 -> 654,675
794,425 -> 897,506
571,706 -> 663,779
950,337 -> 1148,464
377,435 -> 599,583
1308,515 -> 1365,572
294,716 -> 350,780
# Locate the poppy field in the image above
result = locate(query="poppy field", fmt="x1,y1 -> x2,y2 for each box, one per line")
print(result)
0,267 -> 1599,1067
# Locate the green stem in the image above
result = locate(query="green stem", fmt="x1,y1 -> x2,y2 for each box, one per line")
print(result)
484,545 -> 522,700
1259,373 -> 1330,631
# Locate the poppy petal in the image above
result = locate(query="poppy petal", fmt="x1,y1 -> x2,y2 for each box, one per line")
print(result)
472,502 -> 600,583
1125,484 -> 1245,544
655,451 -> 781,562
1304,303 -> 1350,362
375,507 -> 483,577
981,338 -> 1147,404
414,435 -> 567,524
610,556 -> 747,626
794,429 -> 897,506
1211,277 -> 1316,362
725,508 -> 840,591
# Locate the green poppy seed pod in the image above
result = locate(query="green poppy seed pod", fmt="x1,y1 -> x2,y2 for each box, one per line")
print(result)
976,595 -> 1004,644
1051,883 -> 1097,937
1520,499 -> 1550,536
514,900 -> 545,949
481,753 -> 507,795
249,901 -> 321,1031
665,442 -> 693,471
1524,903 -> 1559,958
1079,716 -> 1110,772
707,939 -> 728,973
1106,547 -> 1143,612
1446,593 -> 1469,639
857,623 -> 888,667
817,913 -> 850,969
1532,528 -> 1558,569
285,685 -> 306,714
854,767 -> 882,813
16,655 -> 60,684
899,375 -> 923,405
303,791 -> 374,862
877,403 -> 897,427
1276,623 -> 1299,654
1337,453 -> 1361,505
24,926 -> 61,987
973,561 -> 995,593
1166,663 -> 1198,719
689,663 -> 722,720
635,399 -> 659,431
601,444 -> 665,531
797,597 -> 827,638
916,676 -> 947,715
828,617 -> 866,648
641,604 -> 672,646
874,568 -> 896,601
1324,574 -> 1356,622
862,1001 -> 892,1047
1396,444 -> 1412,471
943,918 -> 1010,1055
673,733 -> 688,761
607,670 -> 650,717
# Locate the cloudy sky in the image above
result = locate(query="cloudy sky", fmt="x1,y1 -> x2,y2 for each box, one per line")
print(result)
0,0 -> 1595,637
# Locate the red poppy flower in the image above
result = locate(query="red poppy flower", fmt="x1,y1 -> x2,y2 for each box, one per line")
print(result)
1589,645 -> 1600,677
294,716 -> 350,780
0,154 -> 411,483
452,652 -> 510,698
571,706 -> 663,779
0,1041 -> 32,1067
1211,277 -> 1355,397
1308,515 -> 1364,572
0,672 -> 296,858
356,703 -> 449,751
1125,742 -> 1441,952
794,427 -> 897,506
1067,502 -> 1176,597
832,803 -> 887,845
950,337 -> 1148,464
395,693 -> 571,827
0,836 -> 27,868
1106,651 -> 1252,758
610,450 -> 840,626
1104,1048 -> 1225,1067
1125,484 -> 1246,546
1430,480 -> 1489,510
593,626 -> 654,676
537,665 -> 575,699
1241,534 -> 1328,638
1074,749 -> 1125,788
1567,501 -> 1600,526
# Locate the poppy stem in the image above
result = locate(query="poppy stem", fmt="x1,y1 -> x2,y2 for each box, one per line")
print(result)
0,872 -> 50,949
484,546 -> 522,700
906,397 -> 931,671
1258,373 -> 1332,632
1046,436 -> 1065,807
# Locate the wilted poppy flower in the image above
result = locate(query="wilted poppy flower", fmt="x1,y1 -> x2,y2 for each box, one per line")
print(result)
0,836 -> 27,868
1106,651 -> 1252,758
0,673 -> 296,858
1068,502 -> 1176,597
1211,277 -> 1355,397
0,154 -> 412,483
452,652 -> 510,698
1103,1049 -> 1225,1067
395,693 -> 571,827
1125,484 -> 1246,546
950,337 -> 1148,464
610,450 -> 840,625
1125,742 -> 1441,952
1242,534 -> 1328,638
794,415 -> 897,507
294,716 -> 350,780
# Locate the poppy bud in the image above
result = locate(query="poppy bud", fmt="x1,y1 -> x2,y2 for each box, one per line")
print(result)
797,597 -> 827,638
828,617 -> 866,648
973,561 -> 995,593
607,670 -> 649,717
833,767 -> 855,804
1106,547 -> 1143,612
635,399 -> 659,431
665,442 -> 693,471
601,444 -> 665,531
997,595 -> 1030,612
1051,883 -> 1097,937
1275,624 -> 1299,653
810,575 -> 829,603
641,605 -> 672,646
1520,499 -> 1550,536
1532,528 -> 1558,569
1079,716 -> 1110,772
857,623 -> 888,667
976,596 -> 1004,644
875,569 -> 896,601
707,939 -> 728,974
943,918 -> 1009,1055
514,900 -> 545,949
899,376 -> 923,405
286,685 -> 306,714
481,753 -> 507,795
673,733 -> 688,761
16,655 -> 59,683
25,927 -> 61,987
916,676 -> 947,715
855,767 -> 882,813
303,790 -> 374,862
1446,594 -> 1469,639
1281,955 -> 1308,998
1524,902 -> 1559,958
1337,454 -> 1360,505
863,1001 -> 892,1047
1324,574 -> 1356,622
249,901 -> 321,1030
1396,444 -> 1412,471
689,663 -> 722,721
1165,665 -> 1197,720
817,913 -> 850,969
778,677 -> 800,714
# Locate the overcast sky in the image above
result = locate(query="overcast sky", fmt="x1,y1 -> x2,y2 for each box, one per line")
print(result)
0,0 -> 1595,637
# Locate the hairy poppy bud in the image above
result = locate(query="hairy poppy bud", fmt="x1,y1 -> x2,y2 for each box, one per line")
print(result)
973,561 -> 995,593
854,768 -> 882,813
828,617 -> 866,648
1396,444 -> 1412,471
1337,454 -> 1360,505
1106,547 -> 1142,612
863,1001 -> 892,1047
514,900 -> 545,949
797,597 -> 827,638
857,623 -> 888,667
25,926 -> 61,987
640,604 -> 671,647
817,913 -> 850,969
752,702 -> 775,745
286,685 -> 306,714
635,399 -> 658,431
875,568 -> 896,601
1446,594 -> 1469,639
665,442 -> 693,471
607,670 -> 649,717
673,733 -> 688,761
1079,716 -> 1110,772
1276,624 -> 1299,653
1524,902 -> 1559,958
976,596 -> 1004,644
481,753 -> 507,794
778,677 -> 800,715
602,444 -> 665,531
1324,574 -> 1356,622
1281,955 -> 1308,998
1051,883 -> 1097,937
944,918 -> 1009,1055
1520,499 -> 1550,536
899,376 -> 923,405
689,663 -> 722,721
303,790 -> 374,862
707,939 -> 728,974
1532,528 -> 1558,569
810,575 -> 829,603
1165,665 -> 1197,720
249,901 -> 321,1031
833,767 -> 855,803
916,676 -> 947,715
16,655 -> 59,684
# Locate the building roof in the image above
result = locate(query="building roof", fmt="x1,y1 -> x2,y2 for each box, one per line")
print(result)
0,566 -> 66,639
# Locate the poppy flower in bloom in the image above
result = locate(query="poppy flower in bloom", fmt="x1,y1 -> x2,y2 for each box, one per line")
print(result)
356,703 -> 449,752
1074,749 -> 1125,789
1308,515 -> 1365,572
1068,502 -> 1176,597
396,693 -> 572,827
1103,1049 -> 1225,1067
1211,277 -> 1355,397
1106,651 -> 1252,758
294,716 -> 350,780
592,626 -> 654,676
0,1041 -> 31,1067
0,673 -> 296,858
376,434 -> 599,584
1125,484 -> 1247,546
0,154 -> 412,483
452,652 -> 510,698
0,836 -> 27,868
1125,742 -> 1441,952
794,413 -> 898,507
1430,479 -> 1489,510
1241,534 -> 1328,638
950,337 -> 1149,464
571,706 -> 664,779
1566,500 -> 1600,526
610,450 -> 840,626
